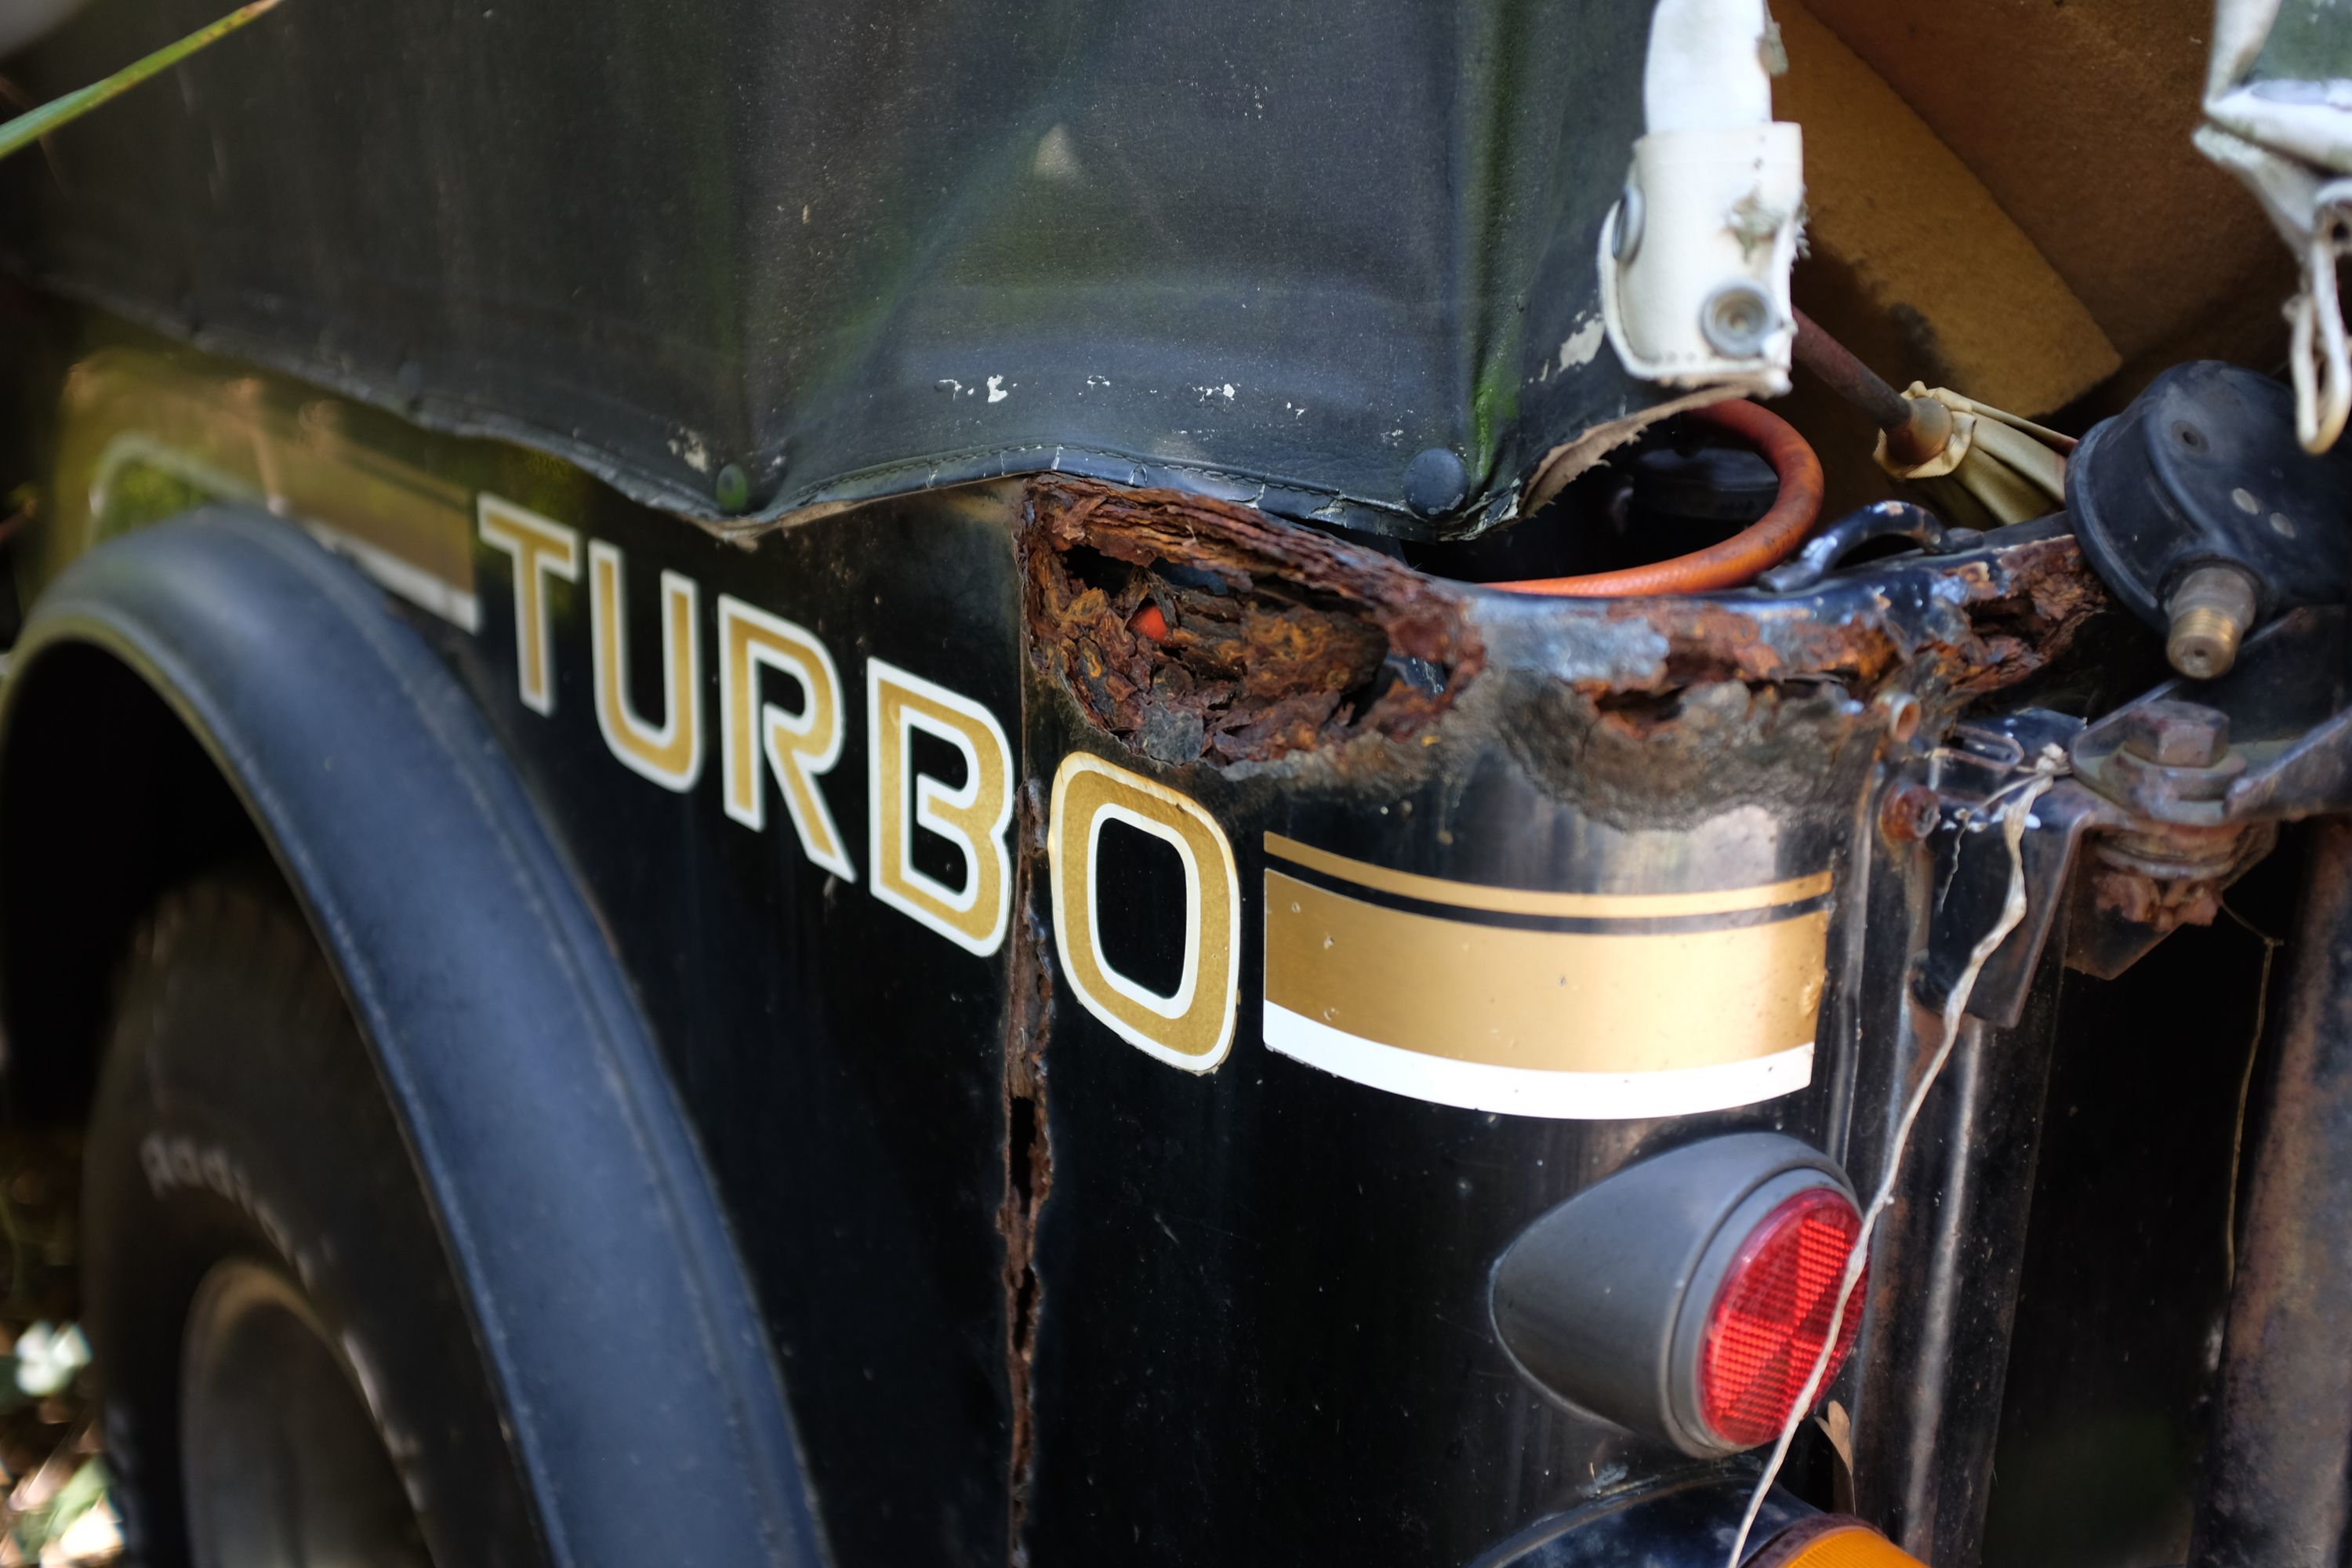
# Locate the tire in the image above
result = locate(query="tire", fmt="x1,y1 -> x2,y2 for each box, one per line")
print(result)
82,872 -> 545,1568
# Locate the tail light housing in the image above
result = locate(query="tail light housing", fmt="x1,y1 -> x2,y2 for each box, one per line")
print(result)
1490,1132 -> 1866,1457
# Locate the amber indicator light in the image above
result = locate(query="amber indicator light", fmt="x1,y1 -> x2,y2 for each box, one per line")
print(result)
1697,1185 -> 1867,1447
1749,1519 -> 1929,1568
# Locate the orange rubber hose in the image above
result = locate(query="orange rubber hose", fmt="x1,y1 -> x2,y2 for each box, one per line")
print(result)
1490,399 -> 1824,597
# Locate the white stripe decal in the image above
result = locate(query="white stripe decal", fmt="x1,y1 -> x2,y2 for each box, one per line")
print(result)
1261,1004 -> 1813,1120
305,521 -> 483,633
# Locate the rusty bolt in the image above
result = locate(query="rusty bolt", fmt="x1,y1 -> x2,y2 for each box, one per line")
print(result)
2114,699 -> 2231,768
1880,781 -> 1941,843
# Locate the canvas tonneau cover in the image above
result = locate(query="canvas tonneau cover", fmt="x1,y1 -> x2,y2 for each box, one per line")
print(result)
2,0 -> 1664,538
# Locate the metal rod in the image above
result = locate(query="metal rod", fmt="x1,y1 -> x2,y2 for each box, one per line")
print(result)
1792,308 -> 1912,433
2190,818 -> 2352,1568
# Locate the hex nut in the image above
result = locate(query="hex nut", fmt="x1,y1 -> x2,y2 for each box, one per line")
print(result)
2114,699 -> 2231,768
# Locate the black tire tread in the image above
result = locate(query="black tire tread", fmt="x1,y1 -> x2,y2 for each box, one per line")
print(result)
84,870 -> 540,1568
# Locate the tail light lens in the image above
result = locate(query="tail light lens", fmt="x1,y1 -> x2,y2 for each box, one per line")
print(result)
1697,1185 -> 1867,1447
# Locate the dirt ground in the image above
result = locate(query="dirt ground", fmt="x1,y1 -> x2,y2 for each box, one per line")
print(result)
0,1131 -> 112,1567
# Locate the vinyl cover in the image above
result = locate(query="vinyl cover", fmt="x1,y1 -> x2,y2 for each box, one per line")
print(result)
3,0 -> 1667,536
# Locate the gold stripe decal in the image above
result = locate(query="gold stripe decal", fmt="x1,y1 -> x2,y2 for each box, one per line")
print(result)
1261,840 -> 1827,1120
1262,833 -> 1831,919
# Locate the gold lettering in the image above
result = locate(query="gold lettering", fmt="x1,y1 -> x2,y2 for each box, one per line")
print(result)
1048,753 -> 1238,1070
866,659 -> 1011,956
476,495 -> 579,716
717,596 -> 854,879
588,541 -> 702,791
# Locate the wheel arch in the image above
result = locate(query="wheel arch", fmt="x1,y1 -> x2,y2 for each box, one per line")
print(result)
0,506 -> 824,1568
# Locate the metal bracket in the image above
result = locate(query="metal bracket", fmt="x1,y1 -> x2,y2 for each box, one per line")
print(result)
2074,605 -> 2352,823
1911,710 -> 2104,1028
1760,501 -> 1982,593
1909,608 -> 2344,1018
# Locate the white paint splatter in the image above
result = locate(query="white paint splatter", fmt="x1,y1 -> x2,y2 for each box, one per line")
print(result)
987,375 -> 1011,403
1558,315 -> 1606,373
668,432 -> 713,474
1033,124 -> 1082,182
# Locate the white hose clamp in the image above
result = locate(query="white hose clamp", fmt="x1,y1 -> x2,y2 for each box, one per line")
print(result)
1599,0 -> 1803,398
1601,122 -> 1803,396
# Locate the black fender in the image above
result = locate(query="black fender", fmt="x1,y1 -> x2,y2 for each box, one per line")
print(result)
0,509 -> 824,1568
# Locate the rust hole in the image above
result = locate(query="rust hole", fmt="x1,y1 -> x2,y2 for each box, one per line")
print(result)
1022,477 -> 1482,766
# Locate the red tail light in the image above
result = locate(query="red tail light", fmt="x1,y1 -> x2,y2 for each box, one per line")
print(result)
1489,1133 -> 1867,1458
1697,1185 -> 1867,1447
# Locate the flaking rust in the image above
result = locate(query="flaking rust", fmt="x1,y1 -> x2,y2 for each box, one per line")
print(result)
1566,532 -> 2105,705
1000,782 -> 1054,1568
1022,477 -> 2106,794
1497,532 -> 2107,830
1022,477 -> 1483,766
1933,532 -> 2109,699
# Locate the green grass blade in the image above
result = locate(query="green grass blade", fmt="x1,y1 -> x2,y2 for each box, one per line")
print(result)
0,0 -> 282,163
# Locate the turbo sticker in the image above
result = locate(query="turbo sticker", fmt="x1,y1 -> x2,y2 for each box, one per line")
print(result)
1260,834 -> 1828,1120
477,491 -> 1014,959
470,487 -> 1822,1119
